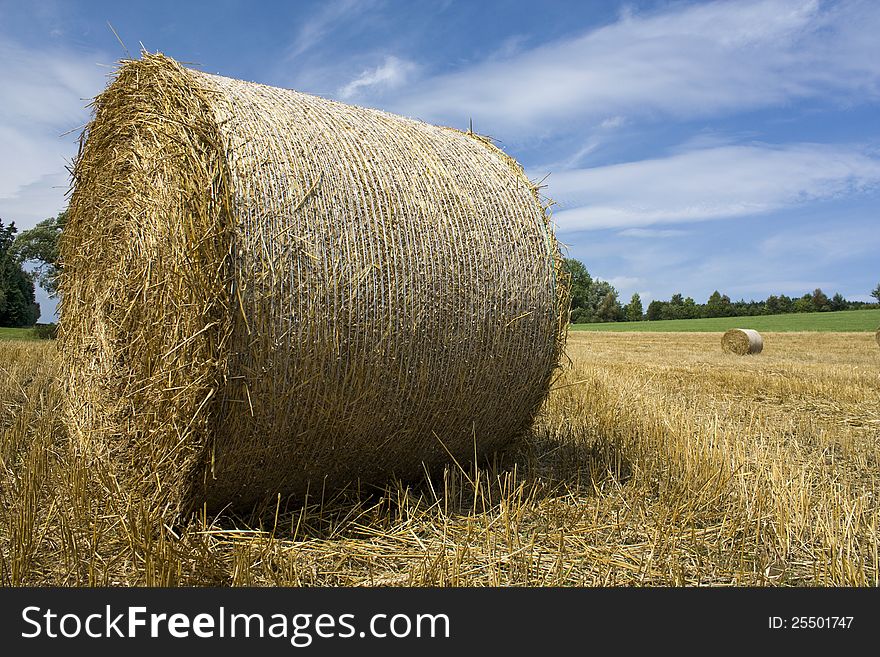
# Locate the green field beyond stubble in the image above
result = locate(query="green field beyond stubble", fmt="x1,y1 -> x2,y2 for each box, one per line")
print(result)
1,309 -> 878,340
0,327 -> 39,341
571,309 -> 880,332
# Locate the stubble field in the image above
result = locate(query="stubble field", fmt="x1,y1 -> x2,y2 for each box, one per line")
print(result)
1,331 -> 878,586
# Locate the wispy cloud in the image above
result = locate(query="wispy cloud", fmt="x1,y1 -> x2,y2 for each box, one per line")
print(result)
548,143 -> 880,231
759,223 -> 880,262
0,37 -> 108,226
287,0 -> 381,60
534,115 -> 629,170
727,279 -> 836,295
0,171 -> 70,227
338,55 -> 416,100
617,228 -> 689,239
599,116 -> 626,130
600,275 -> 641,290
380,0 -> 879,136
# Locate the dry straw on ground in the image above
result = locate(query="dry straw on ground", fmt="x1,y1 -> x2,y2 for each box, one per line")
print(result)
60,53 -> 569,514
722,328 -> 764,355
3,333 -> 878,586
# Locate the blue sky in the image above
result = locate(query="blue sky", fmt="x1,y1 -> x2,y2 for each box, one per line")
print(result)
1,0 -> 878,321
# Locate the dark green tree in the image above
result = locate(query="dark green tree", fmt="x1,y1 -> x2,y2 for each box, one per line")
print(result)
777,294 -> 794,313
13,211 -> 65,297
625,292 -> 643,321
562,258 -> 624,322
0,219 -> 40,327
705,290 -> 734,317
646,299 -> 664,321
680,296 -> 697,318
589,280 -> 619,320
829,292 -> 847,311
596,290 -> 623,322
660,293 -> 685,320
811,288 -> 830,312
793,294 -> 813,313
563,258 -> 593,323
871,283 -> 880,304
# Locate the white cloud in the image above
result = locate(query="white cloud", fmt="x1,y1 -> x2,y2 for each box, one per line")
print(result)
599,116 -> 626,130
0,37 -> 108,229
287,0 -> 380,60
338,55 -> 416,100
759,223 -> 880,261
608,226 -> 874,301
599,275 -> 641,290
487,34 -> 530,61
617,228 -> 689,239
532,117 -> 628,170
547,143 -> 880,231
382,0 -> 880,135
0,36 -> 103,321
0,171 -> 69,227
727,280 -> 835,294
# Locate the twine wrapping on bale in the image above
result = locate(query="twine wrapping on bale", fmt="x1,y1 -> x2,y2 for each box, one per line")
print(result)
721,328 -> 763,355
60,53 -> 570,513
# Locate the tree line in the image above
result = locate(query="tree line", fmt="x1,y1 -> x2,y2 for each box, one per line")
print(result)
0,219 -> 877,328
564,258 -> 880,324
644,288 -> 874,321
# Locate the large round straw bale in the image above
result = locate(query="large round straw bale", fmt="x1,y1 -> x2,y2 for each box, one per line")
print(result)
721,328 -> 763,355
875,326 -> 880,348
60,54 -> 569,513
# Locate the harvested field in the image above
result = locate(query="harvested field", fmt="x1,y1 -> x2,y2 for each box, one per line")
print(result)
1,331 -> 878,586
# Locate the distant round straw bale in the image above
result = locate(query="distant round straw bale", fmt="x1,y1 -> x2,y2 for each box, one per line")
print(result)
721,328 -> 763,355
60,53 -> 569,513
